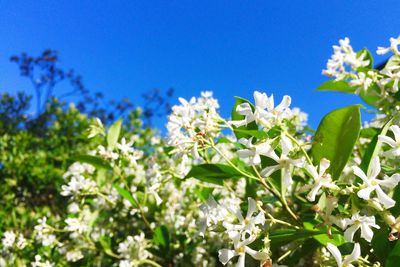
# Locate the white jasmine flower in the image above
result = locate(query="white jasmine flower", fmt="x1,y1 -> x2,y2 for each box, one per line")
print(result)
98,145 -> 119,160
32,255 -> 55,267
1,231 -> 16,248
237,138 -> 272,166
218,231 -> 268,267
64,218 -> 88,233
198,195 -> 229,236
304,158 -> 339,202
116,137 -> 135,154
323,37 -> 369,80
261,136 -> 304,187
326,242 -> 360,267
349,71 -> 374,93
66,250 -> 84,262
61,175 -> 97,197
380,66 -> 400,92
223,198 -> 265,236
16,234 -> 27,250
230,91 -> 292,129
377,36 -> 400,55
344,213 -> 380,242
353,156 -> 400,209
378,125 -> 400,157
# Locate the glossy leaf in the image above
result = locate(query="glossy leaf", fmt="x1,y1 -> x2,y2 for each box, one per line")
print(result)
316,80 -> 357,93
311,105 -> 361,179
74,154 -> 112,170
185,164 -> 243,185
112,183 -> 138,208
107,118 -> 122,149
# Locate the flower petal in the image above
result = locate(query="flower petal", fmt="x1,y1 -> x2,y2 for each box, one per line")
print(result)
357,186 -> 375,200
343,243 -> 361,265
378,135 -> 397,148
360,222 -> 374,242
375,186 -> 396,209
344,224 -> 359,242
368,156 -> 381,179
218,249 -> 237,265
245,246 -> 269,261
352,166 -> 369,183
246,198 -> 257,219
326,243 -> 343,267
390,125 -> 400,143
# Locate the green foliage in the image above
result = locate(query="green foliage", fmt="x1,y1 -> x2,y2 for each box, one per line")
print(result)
311,105 -> 361,179
185,163 -> 242,185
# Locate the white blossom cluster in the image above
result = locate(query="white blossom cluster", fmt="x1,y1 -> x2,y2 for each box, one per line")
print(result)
3,36 -> 400,266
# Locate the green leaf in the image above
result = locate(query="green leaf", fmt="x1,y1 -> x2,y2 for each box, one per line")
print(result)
316,80 -> 357,93
359,82 -> 381,108
107,119 -> 122,149
303,221 -> 345,246
372,226 -> 395,263
269,228 -> 325,247
360,118 -> 393,173
386,240 -> 400,267
99,235 -> 119,258
153,225 -> 170,249
74,155 -> 112,170
233,129 -> 268,140
112,183 -> 138,208
185,164 -> 243,185
311,105 -> 361,179
231,96 -> 258,139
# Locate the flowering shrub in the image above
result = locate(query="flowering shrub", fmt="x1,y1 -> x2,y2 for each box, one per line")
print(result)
3,36 -> 400,266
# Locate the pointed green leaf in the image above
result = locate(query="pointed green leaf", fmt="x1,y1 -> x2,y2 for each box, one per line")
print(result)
107,119 -> 122,149
185,164 -> 243,185
112,183 -> 138,208
311,105 -> 361,179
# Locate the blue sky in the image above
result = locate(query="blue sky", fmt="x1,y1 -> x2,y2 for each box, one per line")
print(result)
1,0 -> 399,129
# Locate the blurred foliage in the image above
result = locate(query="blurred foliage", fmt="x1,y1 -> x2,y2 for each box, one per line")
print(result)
0,50 -> 172,232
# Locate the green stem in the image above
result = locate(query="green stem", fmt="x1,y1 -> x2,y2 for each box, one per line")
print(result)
284,131 -> 313,165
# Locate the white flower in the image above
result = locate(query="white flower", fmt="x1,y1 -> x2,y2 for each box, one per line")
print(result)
237,138 -> 272,166
353,156 -> 400,209
64,218 -> 88,234
305,158 -> 338,202
117,137 -> 135,154
32,255 -> 55,267
167,92 -> 221,157
326,242 -> 360,267
117,233 -> 151,261
349,71 -> 374,93
323,37 -> 370,80
377,36 -> 400,55
1,231 -> 16,249
65,250 -> 84,262
61,175 -> 97,197
378,125 -> 400,157
98,145 -> 119,160
223,198 -> 265,236
230,91 -> 292,129
218,231 -> 268,267
198,195 -> 229,236
344,213 -> 380,242
380,66 -> 400,92
260,136 -> 304,187
16,234 -> 27,250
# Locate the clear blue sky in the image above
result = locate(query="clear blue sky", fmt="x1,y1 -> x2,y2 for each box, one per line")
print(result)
1,0 -> 399,129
